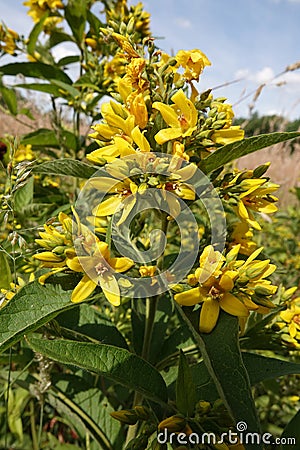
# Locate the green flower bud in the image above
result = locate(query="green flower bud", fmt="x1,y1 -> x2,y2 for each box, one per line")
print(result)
110,409 -> 138,425
158,415 -> 186,432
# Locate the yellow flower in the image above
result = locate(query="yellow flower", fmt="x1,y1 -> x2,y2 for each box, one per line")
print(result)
23,0 -> 63,23
0,275 -> 34,309
236,179 -> 279,230
0,24 -> 19,55
175,49 -> 211,81
13,144 -> 34,162
67,240 -> 134,306
153,89 -> 198,144
230,222 -> 257,256
103,55 -> 127,84
123,57 -> 148,92
91,175 -> 138,225
174,245 -> 277,333
175,246 -> 248,333
278,298 -> 300,348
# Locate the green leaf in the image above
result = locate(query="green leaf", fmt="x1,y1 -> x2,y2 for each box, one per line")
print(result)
56,303 -> 128,349
280,410 -> 300,449
0,282 -> 74,354
48,31 -> 75,49
199,132 -> 300,174
0,62 -> 72,84
242,353 -> 300,385
32,159 -> 97,178
21,128 -> 78,151
190,353 -> 300,403
176,350 -> 197,416
27,11 -> 50,56
14,83 -> 62,97
0,85 -> 18,115
50,79 -> 81,98
57,55 -> 80,67
65,0 -> 87,45
176,306 -> 261,450
0,251 -> 12,289
51,374 -> 121,449
21,128 -> 58,147
27,336 -> 169,405
14,175 -> 34,213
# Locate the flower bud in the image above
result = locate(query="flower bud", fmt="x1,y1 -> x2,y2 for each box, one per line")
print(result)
158,415 -> 186,432
110,409 -> 138,425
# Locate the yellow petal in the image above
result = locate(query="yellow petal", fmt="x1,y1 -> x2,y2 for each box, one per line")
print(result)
71,275 -> 97,303
237,200 -> 249,220
154,127 -> 183,145
174,287 -> 203,306
219,273 -> 235,291
99,275 -> 121,306
131,126 -> 150,152
67,256 -> 84,272
220,293 -> 249,317
116,196 -> 136,225
109,257 -> 134,273
152,102 -> 179,128
93,196 -> 123,216
199,298 -> 220,333
114,136 -> 136,156
89,177 -> 121,192
33,251 -> 63,263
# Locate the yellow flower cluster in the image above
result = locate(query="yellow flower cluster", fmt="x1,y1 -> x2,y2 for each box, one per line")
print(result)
23,0 -> 63,30
13,144 -> 34,163
33,211 -> 134,306
275,297 -> 300,349
87,36 -> 244,167
174,245 -> 277,333
90,152 -> 197,224
0,24 -> 19,55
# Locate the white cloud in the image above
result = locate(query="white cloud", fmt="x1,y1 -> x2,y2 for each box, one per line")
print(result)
235,67 -> 275,84
173,17 -> 192,29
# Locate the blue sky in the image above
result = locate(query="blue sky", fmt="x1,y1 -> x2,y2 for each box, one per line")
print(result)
1,0 -> 300,119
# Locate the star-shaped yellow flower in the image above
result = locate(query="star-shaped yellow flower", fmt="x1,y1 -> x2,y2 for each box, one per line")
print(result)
153,89 -> 198,144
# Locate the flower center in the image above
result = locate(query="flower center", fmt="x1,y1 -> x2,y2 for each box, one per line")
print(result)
293,314 -> 300,326
95,261 -> 109,276
209,285 -> 221,300
178,114 -> 188,130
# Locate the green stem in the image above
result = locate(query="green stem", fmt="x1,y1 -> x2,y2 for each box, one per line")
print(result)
30,400 -> 39,450
126,213 -> 169,445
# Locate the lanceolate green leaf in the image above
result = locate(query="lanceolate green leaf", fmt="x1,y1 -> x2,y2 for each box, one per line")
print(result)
0,85 -> 18,115
189,353 -> 300,403
0,251 -> 12,290
14,83 -> 63,97
21,128 -> 78,151
176,350 -> 197,416
0,282 -> 74,354
176,306 -> 262,450
27,336 -> 168,405
65,0 -> 87,44
0,62 -> 72,85
199,132 -> 300,174
32,159 -> 97,178
27,11 -> 50,56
